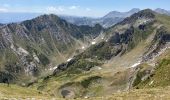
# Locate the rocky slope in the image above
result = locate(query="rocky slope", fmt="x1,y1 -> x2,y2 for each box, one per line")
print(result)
0,14 -> 103,85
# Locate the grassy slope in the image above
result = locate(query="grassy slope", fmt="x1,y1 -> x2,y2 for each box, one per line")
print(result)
1,83 -> 170,100
132,14 -> 170,89
0,84 -> 53,99
134,49 -> 170,88
156,14 -> 170,31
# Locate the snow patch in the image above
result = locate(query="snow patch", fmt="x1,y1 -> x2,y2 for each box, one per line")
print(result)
53,66 -> 58,70
91,41 -> 96,45
97,67 -> 102,70
84,96 -> 89,99
67,58 -> 73,62
149,81 -> 154,85
131,61 -> 141,68
82,46 -> 85,49
49,65 -> 58,71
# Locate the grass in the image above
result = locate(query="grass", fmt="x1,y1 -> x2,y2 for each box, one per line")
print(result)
0,83 -> 52,99
2,83 -> 170,100
80,76 -> 102,88
132,63 -> 152,87
156,14 -> 170,32
134,49 -> 170,89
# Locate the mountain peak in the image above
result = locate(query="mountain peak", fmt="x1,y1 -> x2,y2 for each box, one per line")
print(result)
22,14 -> 65,29
117,9 -> 155,25
133,9 -> 155,18
103,8 -> 140,19
155,8 -> 167,12
155,8 -> 170,15
34,14 -> 60,21
128,8 -> 140,13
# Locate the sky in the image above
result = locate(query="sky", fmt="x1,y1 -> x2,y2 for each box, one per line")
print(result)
0,0 -> 170,17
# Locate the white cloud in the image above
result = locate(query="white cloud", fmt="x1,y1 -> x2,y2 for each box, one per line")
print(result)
0,8 -> 8,12
46,6 -> 64,13
69,6 -> 79,10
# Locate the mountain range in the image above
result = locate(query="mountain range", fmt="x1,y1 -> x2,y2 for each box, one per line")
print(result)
1,8 -> 170,99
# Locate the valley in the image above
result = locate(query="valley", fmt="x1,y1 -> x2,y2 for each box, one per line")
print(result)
0,8 -> 170,100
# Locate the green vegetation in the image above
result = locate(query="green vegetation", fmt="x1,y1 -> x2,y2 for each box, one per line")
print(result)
0,83 -> 52,99
56,59 -> 102,75
38,53 -> 50,66
132,64 -> 152,87
81,41 -> 122,60
156,14 -> 170,31
134,56 -> 170,88
81,76 -> 102,88
127,24 -> 154,50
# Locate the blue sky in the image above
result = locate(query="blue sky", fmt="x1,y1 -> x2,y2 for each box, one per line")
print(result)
0,0 -> 170,17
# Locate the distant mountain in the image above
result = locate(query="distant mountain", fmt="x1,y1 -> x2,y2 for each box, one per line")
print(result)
61,9 -> 140,28
60,15 -> 124,28
155,8 -> 170,15
103,8 -> 140,18
59,15 -> 95,26
0,12 -> 123,28
1,8 -> 170,28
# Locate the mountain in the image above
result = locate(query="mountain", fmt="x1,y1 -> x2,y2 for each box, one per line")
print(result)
59,16 -> 95,26
61,8 -> 140,28
61,15 -> 124,28
26,9 -> 170,99
1,9 -> 170,99
103,8 -> 140,18
155,8 -> 170,15
60,8 -> 170,28
0,14 -> 103,84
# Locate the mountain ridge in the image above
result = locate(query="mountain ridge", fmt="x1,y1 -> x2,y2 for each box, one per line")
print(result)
0,14 -> 103,84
